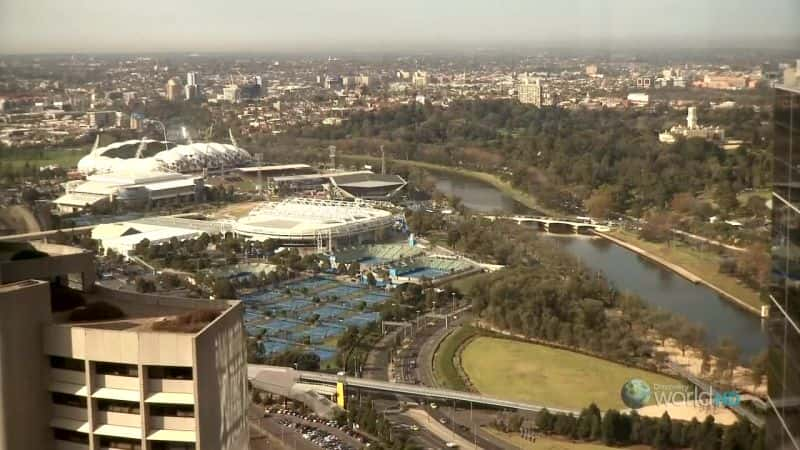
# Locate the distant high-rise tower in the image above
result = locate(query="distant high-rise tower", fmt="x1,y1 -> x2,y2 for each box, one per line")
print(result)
185,72 -> 199,100
518,74 -> 545,107
165,78 -> 183,101
687,106 -> 698,129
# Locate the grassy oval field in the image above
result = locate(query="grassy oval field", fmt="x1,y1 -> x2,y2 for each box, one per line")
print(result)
460,336 -> 679,411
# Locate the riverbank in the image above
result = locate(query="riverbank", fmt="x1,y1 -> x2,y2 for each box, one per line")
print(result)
342,155 -> 765,317
339,154 -> 561,216
597,230 -> 762,315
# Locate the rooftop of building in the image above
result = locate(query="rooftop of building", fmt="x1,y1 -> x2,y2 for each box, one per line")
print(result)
330,172 -> 406,188
51,286 -> 238,335
0,241 -> 86,263
237,198 -> 393,234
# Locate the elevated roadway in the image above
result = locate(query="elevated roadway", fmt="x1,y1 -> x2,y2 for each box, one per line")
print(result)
248,364 -> 579,415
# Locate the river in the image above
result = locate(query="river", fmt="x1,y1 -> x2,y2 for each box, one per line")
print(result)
428,170 -> 766,358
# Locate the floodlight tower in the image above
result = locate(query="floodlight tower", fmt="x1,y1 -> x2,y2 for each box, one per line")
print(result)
329,145 -> 337,170
381,145 -> 386,175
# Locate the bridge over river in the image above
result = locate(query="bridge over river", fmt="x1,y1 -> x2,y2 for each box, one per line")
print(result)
482,215 -> 612,233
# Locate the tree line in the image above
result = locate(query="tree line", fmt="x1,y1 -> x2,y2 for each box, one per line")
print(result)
505,404 -> 765,450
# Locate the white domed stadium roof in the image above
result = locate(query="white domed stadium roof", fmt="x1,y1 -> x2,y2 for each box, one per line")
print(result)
77,139 -> 253,175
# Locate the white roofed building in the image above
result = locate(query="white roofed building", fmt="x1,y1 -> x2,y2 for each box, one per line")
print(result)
77,140 -> 252,175
233,198 -> 400,251
54,171 -> 203,213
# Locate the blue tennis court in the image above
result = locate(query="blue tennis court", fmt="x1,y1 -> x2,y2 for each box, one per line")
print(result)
270,299 -> 313,311
406,268 -> 449,279
242,290 -> 284,302
359,292 -> 391,305
319,285 -> 362,298
301,304 -> 351,321
262,319 -> 302,334
342,312 -> 381,328
310,347 -> 337,360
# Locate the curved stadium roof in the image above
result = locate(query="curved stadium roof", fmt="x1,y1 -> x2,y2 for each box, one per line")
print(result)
77,140 -> 252,175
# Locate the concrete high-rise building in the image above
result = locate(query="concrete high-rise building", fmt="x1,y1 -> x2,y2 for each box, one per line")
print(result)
687,106 -> 698,129
222,85 -> 241,103
185,72 -> 200,100
768,84 -> 800,450
165,78 -> 183,101
783,60 -> 800,88
0,242 -> 249,450
184,84 -> 199,101
412,70 -> 428,88
517,74 -> 544,107
87,111 -> 118,129
129,113 -> 144,130
585,64 -> 598,76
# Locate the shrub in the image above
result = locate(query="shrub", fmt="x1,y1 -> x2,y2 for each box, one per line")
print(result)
68,301 -> 125,322
151,309 -> 221,333
50,284 -> 87,312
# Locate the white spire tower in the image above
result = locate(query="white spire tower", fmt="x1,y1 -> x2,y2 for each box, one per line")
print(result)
687,106 -> 698,129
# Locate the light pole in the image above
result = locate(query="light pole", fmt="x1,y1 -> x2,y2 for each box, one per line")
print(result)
451,292 -> 456,314
145,119 -> 169,152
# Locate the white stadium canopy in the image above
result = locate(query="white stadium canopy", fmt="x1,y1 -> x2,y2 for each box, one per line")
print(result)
77,139 -> 253,175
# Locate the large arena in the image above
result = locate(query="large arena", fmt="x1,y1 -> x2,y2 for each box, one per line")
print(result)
233,198 -> 400,248
77,139 -> 253,175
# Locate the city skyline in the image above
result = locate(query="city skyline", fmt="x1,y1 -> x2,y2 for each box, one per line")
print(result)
1,0 -> 799,54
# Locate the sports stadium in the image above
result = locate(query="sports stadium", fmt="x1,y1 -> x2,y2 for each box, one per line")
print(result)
77,139 -> 253,175
233,198 -> 400,248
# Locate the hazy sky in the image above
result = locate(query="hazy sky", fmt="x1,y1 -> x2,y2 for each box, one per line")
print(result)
1,0 -> 798,54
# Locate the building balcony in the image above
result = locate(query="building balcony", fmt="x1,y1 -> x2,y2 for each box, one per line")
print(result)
96,410 -> 142,429
52,404 -> 89,422
147,378 -> 194,394
149,415 -> 195,432
54,440 -> 91,450
51,367 -> 87,385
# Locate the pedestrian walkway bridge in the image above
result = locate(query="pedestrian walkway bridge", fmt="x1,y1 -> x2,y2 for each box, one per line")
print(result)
248,364 -> 578,415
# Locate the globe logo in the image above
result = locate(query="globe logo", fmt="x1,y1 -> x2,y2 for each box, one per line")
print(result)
620,378 -> 651,409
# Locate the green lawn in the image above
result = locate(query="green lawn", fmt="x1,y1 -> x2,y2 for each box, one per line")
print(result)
607,229 -> 762,310
432,326 -> 477,391
2,147 -> 88,169
484,429 -> 641,450
460,337 -> 679,411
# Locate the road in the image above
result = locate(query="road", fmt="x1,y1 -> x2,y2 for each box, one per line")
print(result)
405,407 -> 478,449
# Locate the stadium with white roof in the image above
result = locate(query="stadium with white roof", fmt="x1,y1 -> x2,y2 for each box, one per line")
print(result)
77,139 -> 253,175
233,198 -> 401,250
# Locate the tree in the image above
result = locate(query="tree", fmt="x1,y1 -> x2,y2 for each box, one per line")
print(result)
586,187 -> 614,219
653,412 -> 672,450
744,196 -> 768,217
670,192 -> 696,215
213,278 -> 237,299
640,211 -> 673,243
